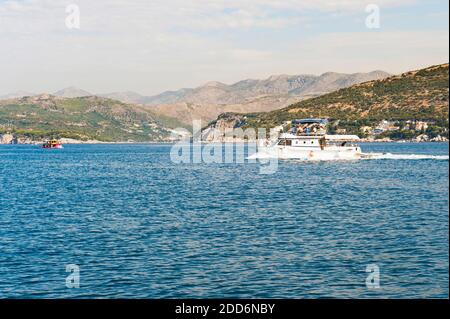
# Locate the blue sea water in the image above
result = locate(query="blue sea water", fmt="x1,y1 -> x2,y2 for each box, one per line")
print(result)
0,142 -> 448,299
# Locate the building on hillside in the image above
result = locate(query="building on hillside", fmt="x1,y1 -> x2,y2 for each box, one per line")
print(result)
375,120 -> 399,132
415,121 -> 429,131
360,126 -> 373,134
372,128 -> 385,135
404,120 -> 435,131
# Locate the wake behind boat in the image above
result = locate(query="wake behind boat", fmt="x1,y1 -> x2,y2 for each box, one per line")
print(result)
249,119 -> 362,160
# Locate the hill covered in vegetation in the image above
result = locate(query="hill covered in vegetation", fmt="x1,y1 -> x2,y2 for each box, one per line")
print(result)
217,63 -> 448,138
0,95 -> 174,142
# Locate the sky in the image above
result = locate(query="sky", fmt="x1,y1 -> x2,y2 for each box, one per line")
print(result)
0,0 -> 448,96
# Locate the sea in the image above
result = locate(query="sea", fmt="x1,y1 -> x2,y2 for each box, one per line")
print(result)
0,142 -> 448,298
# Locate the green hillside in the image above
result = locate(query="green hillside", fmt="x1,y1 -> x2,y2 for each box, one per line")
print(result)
0,95 -> 171,142
238,63 -> 449,137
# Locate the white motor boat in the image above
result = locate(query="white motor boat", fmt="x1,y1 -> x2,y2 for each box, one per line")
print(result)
249,119 -> 362,161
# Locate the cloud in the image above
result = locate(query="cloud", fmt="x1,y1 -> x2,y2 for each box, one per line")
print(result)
0,0 -> 421,33
0,0 -> 447,95
273,30 -> 449,74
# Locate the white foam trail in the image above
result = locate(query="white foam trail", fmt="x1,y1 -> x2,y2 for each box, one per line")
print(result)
363,153 -> 449,160
247,153 -> 274,160
248,152 -> 449,161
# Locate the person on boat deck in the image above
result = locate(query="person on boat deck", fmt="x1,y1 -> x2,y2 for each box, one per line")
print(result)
305,127 -> 310,134
297,125 -> 304,134
318,124 -> 325,133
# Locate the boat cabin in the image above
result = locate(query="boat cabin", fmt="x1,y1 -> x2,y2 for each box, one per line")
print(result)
276,119 -> 360,150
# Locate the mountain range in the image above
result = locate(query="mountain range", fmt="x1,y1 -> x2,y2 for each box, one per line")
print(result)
145,71 -> 391,125
2,65 -> 447,142
141,71 -> 390,106
0,70 -> 390,126
1,71 -> 390,104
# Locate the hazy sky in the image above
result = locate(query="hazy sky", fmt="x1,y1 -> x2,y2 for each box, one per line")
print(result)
0,0 -> 448,95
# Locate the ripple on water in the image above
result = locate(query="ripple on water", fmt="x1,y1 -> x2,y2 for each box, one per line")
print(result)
0,143 -> 448,298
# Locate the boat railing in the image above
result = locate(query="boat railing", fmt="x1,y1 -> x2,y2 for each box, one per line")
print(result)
296,132 -> 326,136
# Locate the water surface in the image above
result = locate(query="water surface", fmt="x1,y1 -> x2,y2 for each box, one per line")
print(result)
0,142 -> 448,298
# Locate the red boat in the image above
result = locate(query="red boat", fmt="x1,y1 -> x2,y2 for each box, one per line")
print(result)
42,139 -> 63,149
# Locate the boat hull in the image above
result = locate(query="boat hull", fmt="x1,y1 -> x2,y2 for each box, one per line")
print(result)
249,145 -> 362,161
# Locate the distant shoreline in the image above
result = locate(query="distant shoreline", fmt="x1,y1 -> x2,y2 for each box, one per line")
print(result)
0,140 -> 448,145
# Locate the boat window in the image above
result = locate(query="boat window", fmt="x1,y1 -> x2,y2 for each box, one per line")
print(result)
278,139 -> 292,146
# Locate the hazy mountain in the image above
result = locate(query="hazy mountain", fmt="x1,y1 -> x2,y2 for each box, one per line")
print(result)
142,88 -> 194,105
146,70 -> 391,125
1,70 -> 390,105
53,87 -> 92,98
1,70 -> 391,128
0,91 -> 37,100
99,91 -> 147,104
288,71 -> 390,95
143,71 -> 391,107
149,94 -> 306,127
95,71 -> 390,107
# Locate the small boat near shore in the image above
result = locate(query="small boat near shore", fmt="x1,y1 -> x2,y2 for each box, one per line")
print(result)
42,139 -> 63,149
249,119 -> 362,160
